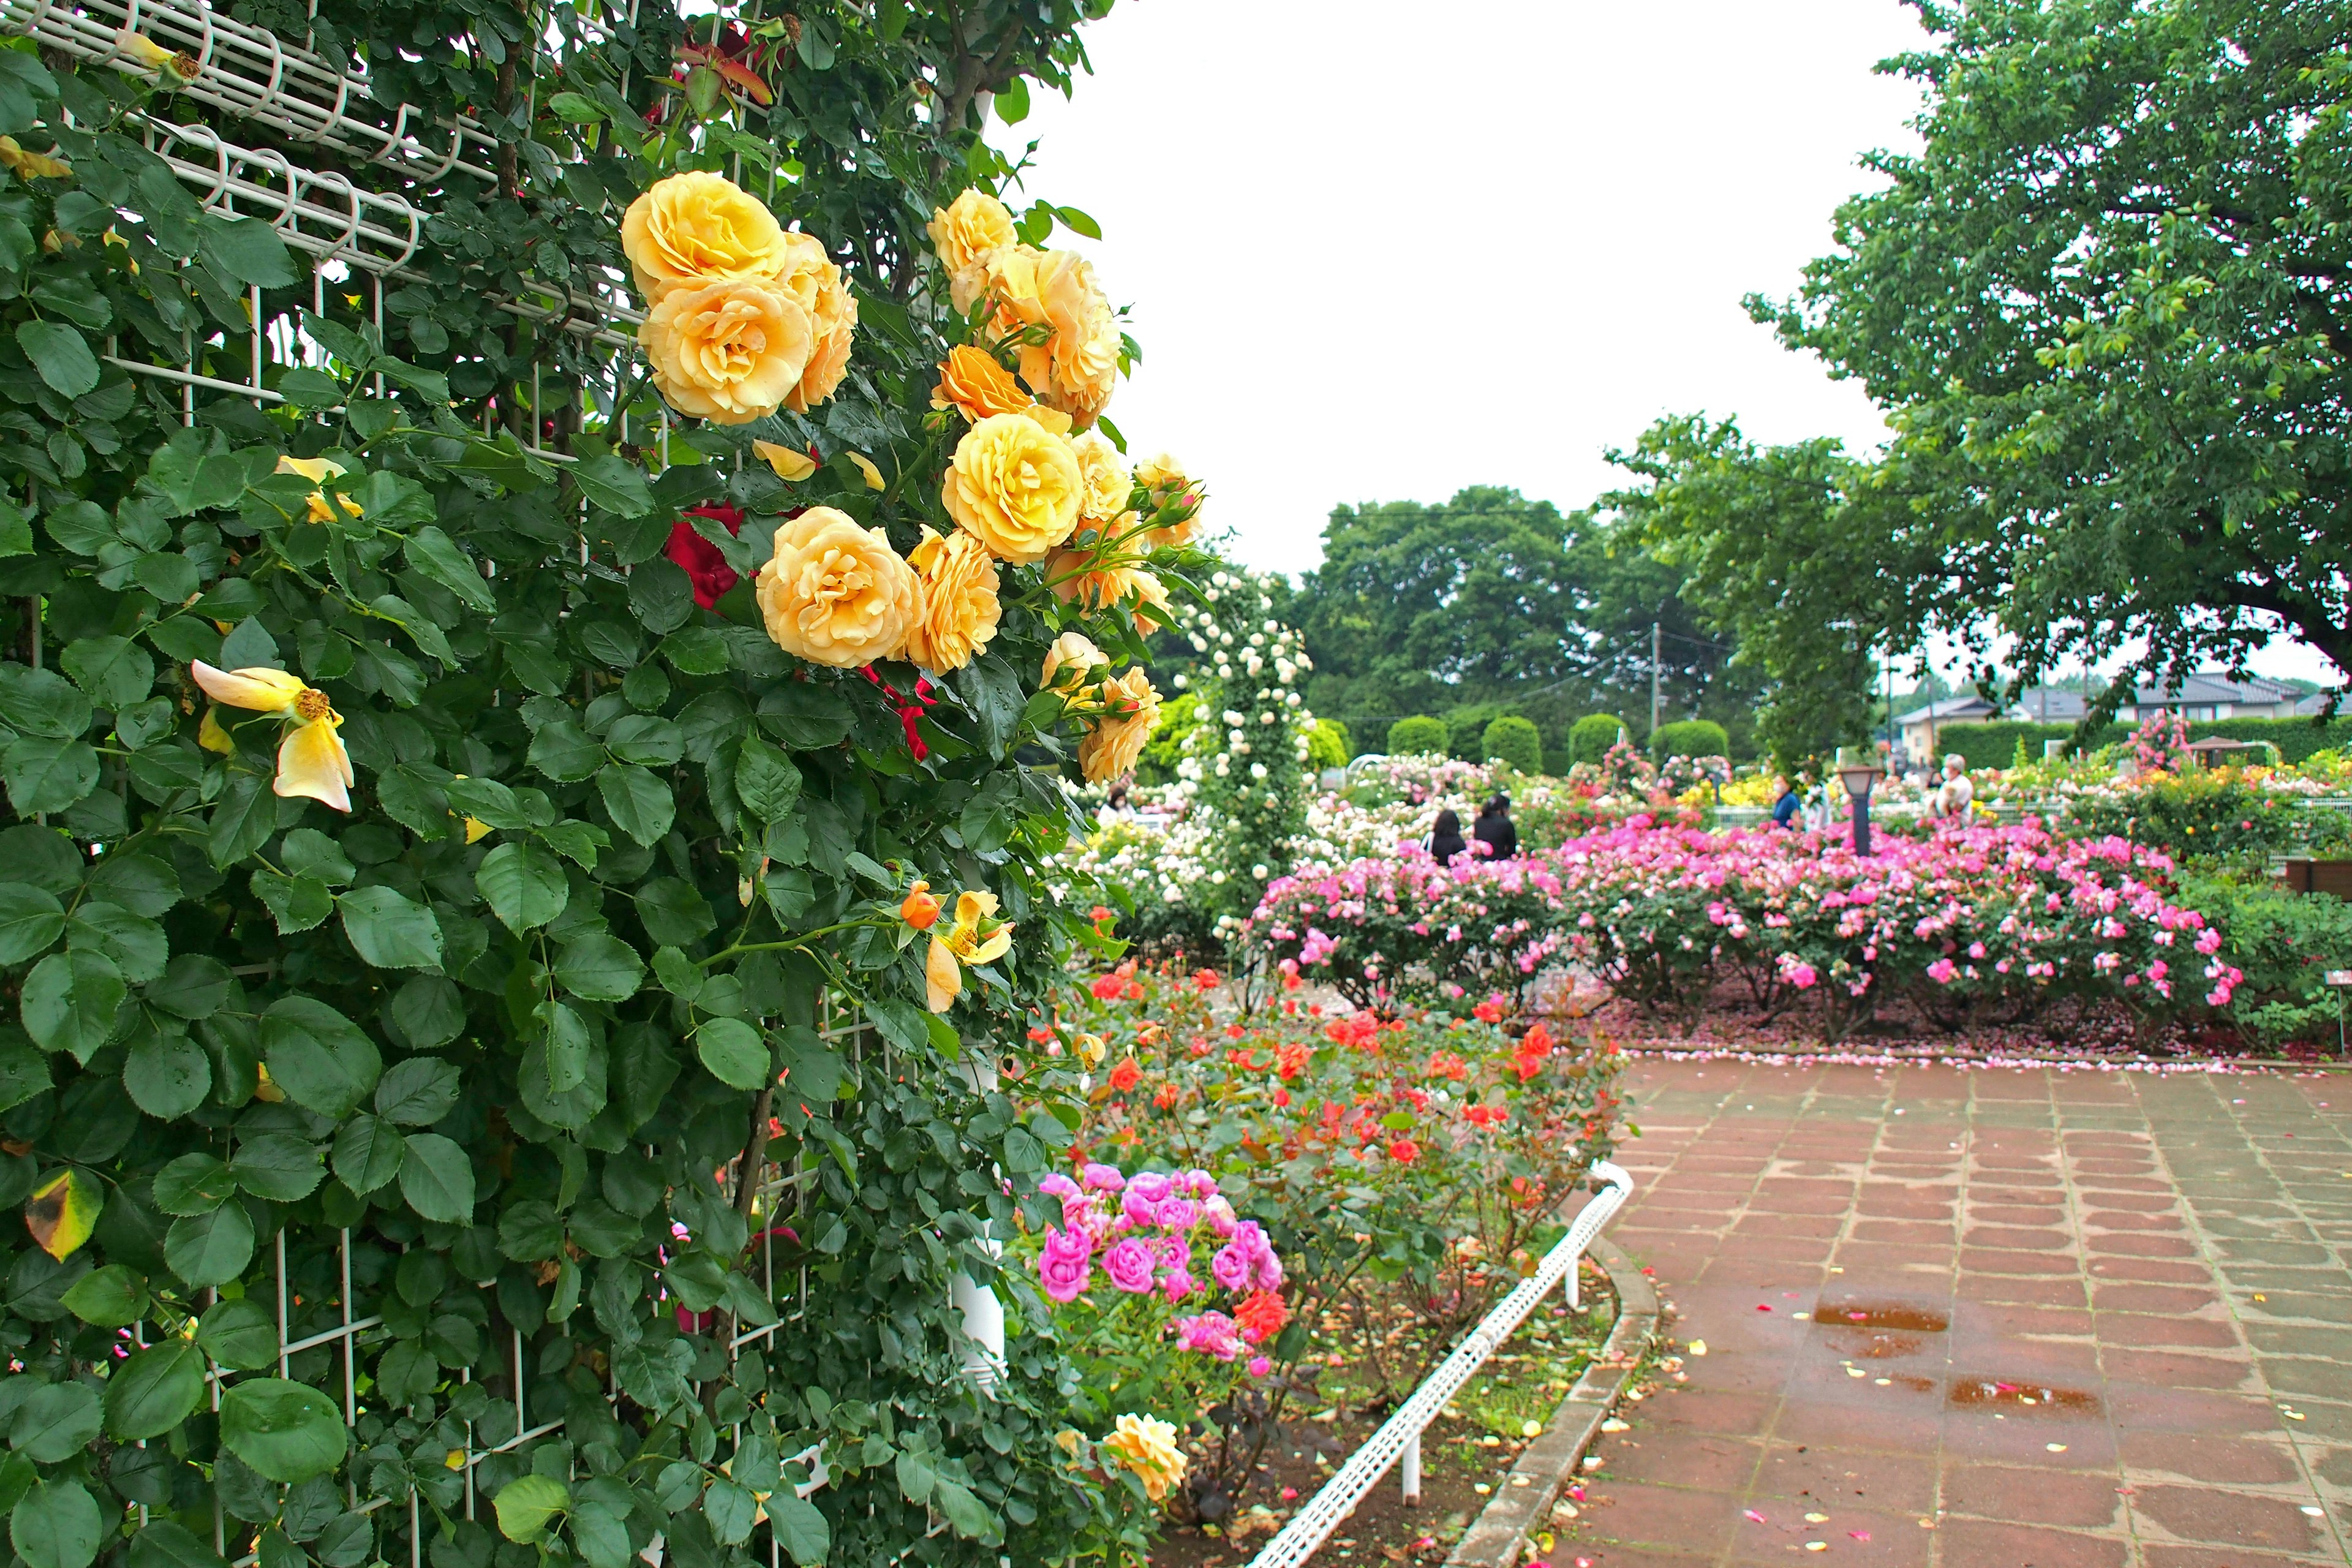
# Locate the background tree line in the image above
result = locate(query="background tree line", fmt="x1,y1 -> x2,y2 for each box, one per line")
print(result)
1270,0 -> 2352,774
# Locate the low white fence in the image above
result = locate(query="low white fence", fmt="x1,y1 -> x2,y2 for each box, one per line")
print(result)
1242,1160 -> 1636,1568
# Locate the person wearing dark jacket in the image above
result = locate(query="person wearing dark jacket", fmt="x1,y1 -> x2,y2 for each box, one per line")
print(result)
1426,809 -> 1468,862
1771,776 -> 1801,829
1472,794 -> 1518,861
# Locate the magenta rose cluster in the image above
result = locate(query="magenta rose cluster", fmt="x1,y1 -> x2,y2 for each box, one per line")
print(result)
1035,1162 -> 1284,1307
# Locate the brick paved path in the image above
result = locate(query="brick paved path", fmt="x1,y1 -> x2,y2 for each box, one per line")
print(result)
1566,1058 -> 2351,1567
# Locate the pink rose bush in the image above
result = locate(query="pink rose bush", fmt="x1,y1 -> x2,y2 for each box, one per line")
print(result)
1251,818 -> 2241,1038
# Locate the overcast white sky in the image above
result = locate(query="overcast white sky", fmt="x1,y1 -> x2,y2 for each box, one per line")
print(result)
990,0 -> 2339,687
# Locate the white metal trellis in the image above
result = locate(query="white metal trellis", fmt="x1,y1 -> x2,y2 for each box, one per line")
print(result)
3,0 -> 499,183
1240,1162 -> 1636,1568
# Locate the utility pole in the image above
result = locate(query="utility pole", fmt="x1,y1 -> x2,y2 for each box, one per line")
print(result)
1650,620 -> 1662,738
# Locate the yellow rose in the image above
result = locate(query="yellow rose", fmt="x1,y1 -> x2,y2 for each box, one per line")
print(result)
903,526 -> 1001,673
764,230 -> 857,413
1135,451 -> 1204,546
927,188 -> 1015,310
641,280 -> 812,425
941,412 -> 1084,565
1045,554 -> 1171,633
1040,631 -> 1106,693
1069,429 -> 1131,523
932,344 -> 1033,423
621,171 -> 793,305
1102,1414 -> 1186,1503
1080,666 -> 1159,784
754,507 -> 922,667
992,247 -> 1120,426
276,454 -> 361,524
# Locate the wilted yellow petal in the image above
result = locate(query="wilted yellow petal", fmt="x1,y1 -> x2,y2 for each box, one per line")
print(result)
463,816 -> 492,845
753,439 -> 816,481
198,707 -> 235,754
190,660 -> 307,714
848,451 -> 886,491
25,1169 -> 100,1261
254,1063 -> 285,1102
276,455 -> 348,484
925,936 -> 961,1013
113,28 -> 176,69
275,716 -> 353,812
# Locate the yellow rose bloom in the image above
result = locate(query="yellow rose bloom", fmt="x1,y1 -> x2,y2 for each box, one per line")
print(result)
1135,451 -> 1204,546
1102,1414 -> 1186,1503
940,412 -> 1084,565
1047,555 -> 1171,634
989,247 -> 1120,426
1039,631 -> 1106,693
927,188 -> 1015,309
1068,429 -> 1131,523
641,279 -> 813,426
276,454 -> 361,524
621,171 -> 793,305
1080,667 -> 1159,785
940,889 -> 1012,966
903,526 -> 1001,674
190,660 -> 355,812
754,507 -> 922,668
763,230 -> 857,413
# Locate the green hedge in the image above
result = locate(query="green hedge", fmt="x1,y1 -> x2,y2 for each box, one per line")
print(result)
1309,718 -> 1352,771
1482,714 -> 1542,774
1387,715 -> 1449,755
1650,718 -> 1729,760
1569,714 -> 1634,767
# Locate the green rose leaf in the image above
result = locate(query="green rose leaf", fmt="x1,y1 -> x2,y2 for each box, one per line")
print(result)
260,997 -> 382,1118
695,1018 -> 768,1091
476,840 -> 568,933
164,1200 -> 255,1287
21,948 -> 126,1064
219,1378 -> 346,1483
103,1340 -> 205,1441
553,933 -> 643,1003
492,1475 -> 570,1543
397,1132 -> 475,1224
195,1298 -> 279,1370
337,885 -> 444,971
10,1479 -> 100,1568
0,883 -> 64,965
58,1263 -> 146,1327
9,1381 -> 101,1463
596,764 -> 674,846
15,321 -> 99,398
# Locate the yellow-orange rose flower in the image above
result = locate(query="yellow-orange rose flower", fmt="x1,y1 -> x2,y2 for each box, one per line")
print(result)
1080,666 -> 1159,784
927,188 -> 1015,311
941,412 -> 1084,565
988,247 -> 1119,426
1069,429 -> 1131,523
932,345 -> 1031,423
1046,554 -> 1171,633
754,507 -> 922,667
764,230 -> 857,413
1102,1414 -> 1186,1503
641,279 -> 812,425
1135,451 -> 1204,546
903,526 -> 1001,673
1041,631 -> 1106,693
621,171 -> 793,305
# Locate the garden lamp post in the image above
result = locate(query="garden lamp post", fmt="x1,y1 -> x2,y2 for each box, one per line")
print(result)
1835,745 -> 1883,856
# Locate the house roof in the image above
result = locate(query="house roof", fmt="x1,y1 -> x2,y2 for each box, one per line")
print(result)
1893,696 -> 1999,726
2132,671 -> 2302,706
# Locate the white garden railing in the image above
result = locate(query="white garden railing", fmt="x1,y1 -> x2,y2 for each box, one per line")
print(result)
1243,1160 -> 1635,1568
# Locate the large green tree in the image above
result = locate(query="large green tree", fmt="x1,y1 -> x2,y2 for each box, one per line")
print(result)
1758,0 -> 2352,710
1602,418 -> 1934,769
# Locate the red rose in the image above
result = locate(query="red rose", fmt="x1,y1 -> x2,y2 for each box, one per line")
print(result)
666,504 -> 747,608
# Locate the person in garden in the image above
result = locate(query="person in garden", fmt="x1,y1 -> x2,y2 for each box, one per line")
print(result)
1425,807 -> 1468,862
1474,793 -> 1519,859
1928,755 -> 1974,821
1771,775 -> 1801,829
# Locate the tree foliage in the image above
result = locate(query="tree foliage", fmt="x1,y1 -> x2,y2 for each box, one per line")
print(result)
1757,0 -> 2352,707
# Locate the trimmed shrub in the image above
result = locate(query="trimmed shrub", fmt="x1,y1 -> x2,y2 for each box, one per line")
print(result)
1651,718 -> 1730,760
1483,714 -> 1544,774
1569,713 -> 1634,767
1389,715 -> 1450,754
1309,717 -> 1352,771
1444,702 -> 1511,760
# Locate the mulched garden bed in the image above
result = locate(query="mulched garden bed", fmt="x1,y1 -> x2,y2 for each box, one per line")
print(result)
1153,1257 -> 1618,1567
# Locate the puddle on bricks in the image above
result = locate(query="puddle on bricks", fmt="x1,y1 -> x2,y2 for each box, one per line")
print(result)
1815,1300 -> 1951,1360
1945,1378 -> 2102,1416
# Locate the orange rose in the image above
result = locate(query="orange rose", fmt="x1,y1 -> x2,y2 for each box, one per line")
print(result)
1045,552 -> 1172,633
932,345 -> 1033,422
902,526 -> 1001,673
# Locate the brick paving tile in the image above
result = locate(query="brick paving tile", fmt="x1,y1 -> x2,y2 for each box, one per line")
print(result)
1556,1060 -> 2352,1568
